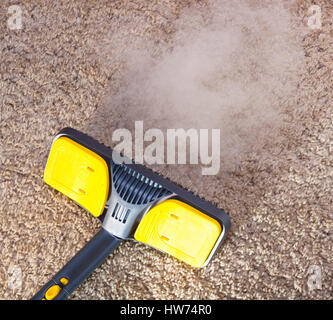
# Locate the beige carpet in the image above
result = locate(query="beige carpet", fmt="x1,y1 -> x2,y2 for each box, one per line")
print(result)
0,0 -> 332,300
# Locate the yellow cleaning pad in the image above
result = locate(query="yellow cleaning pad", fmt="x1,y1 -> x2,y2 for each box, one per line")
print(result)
44,137 -> 109,217
135,199 -> 221,267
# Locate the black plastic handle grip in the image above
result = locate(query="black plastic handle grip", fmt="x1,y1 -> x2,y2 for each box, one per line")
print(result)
31,228 -> 122,300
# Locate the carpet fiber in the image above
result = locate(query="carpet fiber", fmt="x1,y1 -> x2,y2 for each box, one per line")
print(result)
0,0 -> 332,299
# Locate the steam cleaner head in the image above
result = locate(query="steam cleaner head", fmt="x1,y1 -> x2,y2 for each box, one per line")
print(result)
32,127 -> 230,300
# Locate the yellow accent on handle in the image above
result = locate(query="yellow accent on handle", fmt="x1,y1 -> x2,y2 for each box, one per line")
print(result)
45,285 -> 61,300
44,137 -> 109,217
134,199 -> 221,268
60,277 -> 69,285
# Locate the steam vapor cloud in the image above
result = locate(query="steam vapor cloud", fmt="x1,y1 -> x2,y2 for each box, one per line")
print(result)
87,0 -> 305,173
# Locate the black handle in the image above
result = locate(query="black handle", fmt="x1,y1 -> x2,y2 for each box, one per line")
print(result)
31,228 -> 122,300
